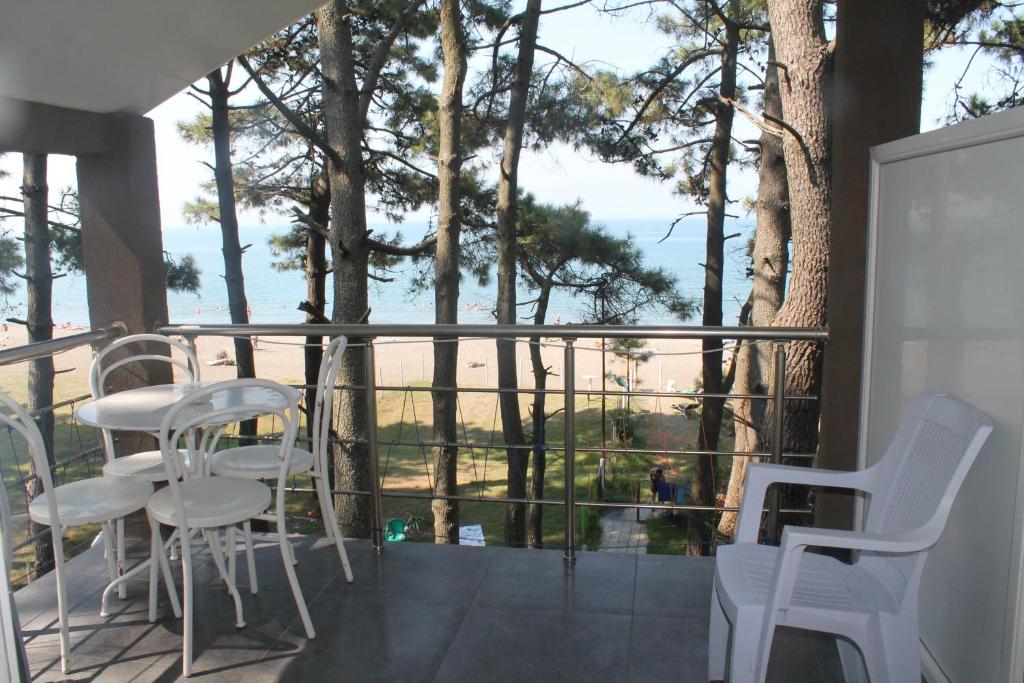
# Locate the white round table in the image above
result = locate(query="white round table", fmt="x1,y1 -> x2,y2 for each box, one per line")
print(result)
75,381 -> 300,432
74,380 -> 300,613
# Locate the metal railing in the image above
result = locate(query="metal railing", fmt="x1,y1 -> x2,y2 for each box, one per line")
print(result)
0,324 -> 125,367
0,321 -> 828,573
159,322 -> 828,561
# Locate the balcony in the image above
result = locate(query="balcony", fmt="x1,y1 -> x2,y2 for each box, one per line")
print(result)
1,324 -> 833,681
16,535 -> 845,682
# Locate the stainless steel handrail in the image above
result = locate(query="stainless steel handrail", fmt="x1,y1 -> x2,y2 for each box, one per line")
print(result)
0,323 -> 125,366
156,321 -> 824,558
159,322 -> 828,341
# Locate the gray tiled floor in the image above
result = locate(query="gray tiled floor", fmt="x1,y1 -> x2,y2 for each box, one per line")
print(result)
15,537 -> 846,682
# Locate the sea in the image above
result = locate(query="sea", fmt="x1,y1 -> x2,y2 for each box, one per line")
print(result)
2,217 -> 755,327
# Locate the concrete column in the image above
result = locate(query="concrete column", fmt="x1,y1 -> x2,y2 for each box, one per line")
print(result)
817,0 -> 925,530
77,114 -> 171,456
77,114 -> 169,337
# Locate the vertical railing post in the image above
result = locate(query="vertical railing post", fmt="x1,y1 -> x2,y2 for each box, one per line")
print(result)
364,340 -> 385,552
767,341 -> 786,543
563,339 -> 577,566
183,334 -> 198,380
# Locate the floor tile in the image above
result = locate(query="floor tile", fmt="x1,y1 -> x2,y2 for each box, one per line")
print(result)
627,615 -> 708,682
433,605 -> 632,682
473,548 -> 637,615
263,593 -> 469,682
633,554 -> 714,619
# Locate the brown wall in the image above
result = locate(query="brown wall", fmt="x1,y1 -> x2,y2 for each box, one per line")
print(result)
818,0 -> 925,529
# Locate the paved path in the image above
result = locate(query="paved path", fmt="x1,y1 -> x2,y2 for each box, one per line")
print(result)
597,507 -> 649,553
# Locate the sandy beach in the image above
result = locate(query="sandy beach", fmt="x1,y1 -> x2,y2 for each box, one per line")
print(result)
0,324 -> 709,400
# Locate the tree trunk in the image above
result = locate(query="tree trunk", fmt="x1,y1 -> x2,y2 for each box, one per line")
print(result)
718,39 -> 791,539
208,68 -> 257,439
495,0 -> 542,549
431,0 -> 469,545
303,172 -> 331,441
764,0 -> 832,514
690,12 -> 739,556
316,2 -> 373,538
528,282 -> 553,548
303,173 -> 332,524
22,153 -> 56,575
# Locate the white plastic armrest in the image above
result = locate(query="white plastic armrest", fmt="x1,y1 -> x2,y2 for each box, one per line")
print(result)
781,526 -> 931,554
735,463 -> 875,543
752,523 -> 925,675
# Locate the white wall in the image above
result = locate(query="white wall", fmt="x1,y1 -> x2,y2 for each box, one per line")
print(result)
860,106 -> 1024,682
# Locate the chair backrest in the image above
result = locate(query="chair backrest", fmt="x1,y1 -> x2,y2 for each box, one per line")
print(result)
860,392 -> 993,604
310,337 -> 348,473
0,393 -> 53,682
158,379 -> 299,529
90,334 -> 199,461
0,394 -> 60,573
90,333 -> 199,400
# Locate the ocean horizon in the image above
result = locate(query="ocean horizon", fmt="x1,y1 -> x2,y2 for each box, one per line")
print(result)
1,216 -> 755,328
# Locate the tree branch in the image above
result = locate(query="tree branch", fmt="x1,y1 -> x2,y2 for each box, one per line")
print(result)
718,95 -> 789,141
365,147 -> 439,180
615,47 -> 721,146
366,234 -> 438,256
535,45 -> 595,82
0,206 -> 80,232
290,206 -> 331,239
541,0 -> 592,14
658,210 -> 705,243
644,137 -> 715,155
237,54 -> 344,168
359,0 -> 428,121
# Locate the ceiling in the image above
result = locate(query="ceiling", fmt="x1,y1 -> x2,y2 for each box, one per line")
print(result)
0,0 -> 325,115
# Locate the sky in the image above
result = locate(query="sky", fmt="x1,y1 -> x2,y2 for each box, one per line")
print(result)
0,3 -> 1001,234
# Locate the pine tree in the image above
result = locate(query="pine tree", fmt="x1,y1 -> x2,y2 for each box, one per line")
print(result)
516,195 -> 693,546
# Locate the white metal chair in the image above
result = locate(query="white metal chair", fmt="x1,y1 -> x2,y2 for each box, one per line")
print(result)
90,332 -> 199,483
90,333 -> 199,593
0,392 -> 178,675
209,336 -> 353,583
149,378 -> 315,678
0,423 -> 27,683
709,392 -> 993,683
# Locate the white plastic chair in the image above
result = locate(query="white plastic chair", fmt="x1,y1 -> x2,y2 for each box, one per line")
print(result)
209,336 -> 353,583
0,392 -> 178,675
709,392 -> 993,683
149,378 -> 315,678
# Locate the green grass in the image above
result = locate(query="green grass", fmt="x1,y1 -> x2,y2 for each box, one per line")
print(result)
644,514 -> 690,555
367,389 -> 735,553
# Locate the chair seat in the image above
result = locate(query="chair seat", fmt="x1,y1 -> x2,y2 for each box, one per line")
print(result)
28,477 -> 153,527
147,477 -> 271,528
210,445 -> 315,479
102,449 -> 190,482
715,543 -> 899,616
